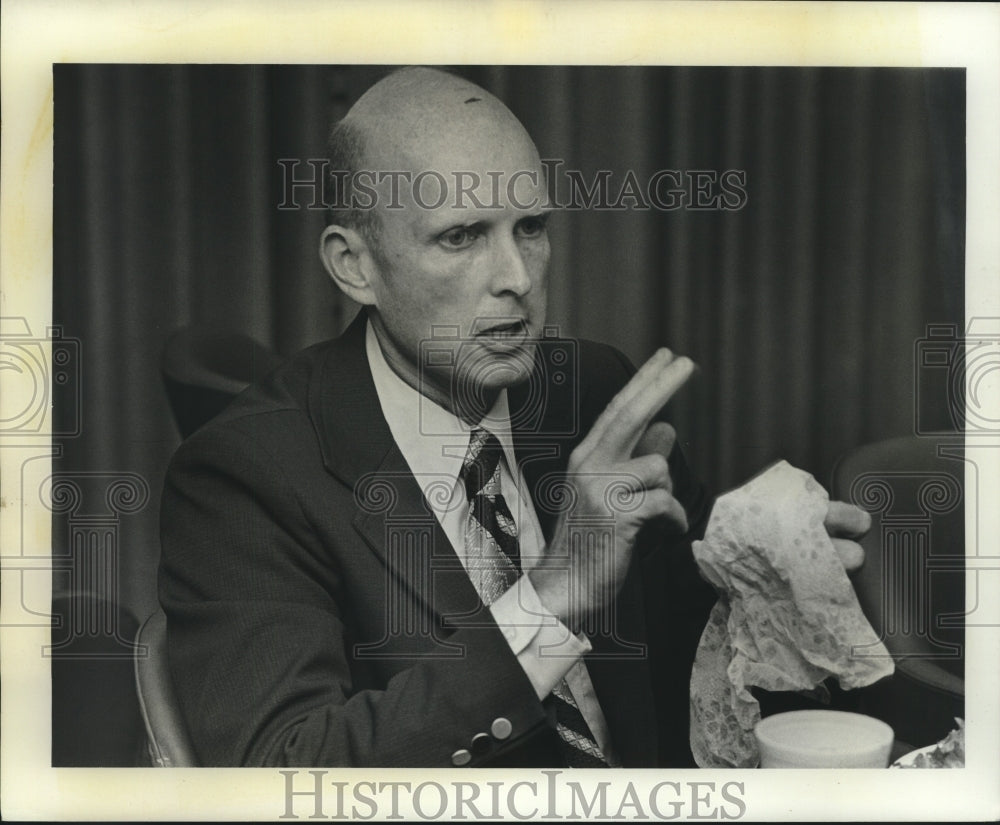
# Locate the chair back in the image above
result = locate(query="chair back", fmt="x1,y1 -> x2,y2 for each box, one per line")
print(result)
134,609 -> 198,767
162,326 -> 283,438
831,435 -> 964,745
832,435 -> 965,673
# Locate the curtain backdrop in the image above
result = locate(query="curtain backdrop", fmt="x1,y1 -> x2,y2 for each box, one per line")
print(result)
53,64 -> 964,629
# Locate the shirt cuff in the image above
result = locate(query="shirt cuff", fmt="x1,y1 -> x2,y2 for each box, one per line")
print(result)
489,575 -> 592,699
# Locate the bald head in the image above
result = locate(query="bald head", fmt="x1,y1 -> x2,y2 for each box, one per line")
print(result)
325,68 -> 543,243
349,66 -> 506,127
347,67 -> 535,167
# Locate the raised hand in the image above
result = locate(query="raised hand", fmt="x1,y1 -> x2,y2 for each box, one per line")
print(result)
529,348 -> 694,632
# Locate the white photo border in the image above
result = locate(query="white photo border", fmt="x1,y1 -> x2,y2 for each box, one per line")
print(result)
1,1 -> 998,821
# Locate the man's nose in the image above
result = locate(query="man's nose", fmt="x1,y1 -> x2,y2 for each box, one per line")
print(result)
488,234 -> 532,297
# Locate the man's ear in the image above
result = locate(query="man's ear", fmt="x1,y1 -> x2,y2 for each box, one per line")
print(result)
319,224 -> 380,306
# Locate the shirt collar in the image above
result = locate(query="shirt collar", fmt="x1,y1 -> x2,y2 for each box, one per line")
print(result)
365,320 -> 519,485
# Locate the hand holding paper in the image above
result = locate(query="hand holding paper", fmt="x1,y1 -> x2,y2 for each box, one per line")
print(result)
689,461 -> 893,768
824,500 -> 872,572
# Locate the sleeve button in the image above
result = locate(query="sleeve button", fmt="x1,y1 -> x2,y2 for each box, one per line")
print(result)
471,732 -> 491,755
451,748 -> 472,766
490,717 -> 513,740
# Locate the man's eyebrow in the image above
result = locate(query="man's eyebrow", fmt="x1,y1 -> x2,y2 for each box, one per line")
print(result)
464,96 -> 482,104
527,207 -> 561,219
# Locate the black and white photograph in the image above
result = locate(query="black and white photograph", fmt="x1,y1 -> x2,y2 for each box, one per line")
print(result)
1,2 -> 998,821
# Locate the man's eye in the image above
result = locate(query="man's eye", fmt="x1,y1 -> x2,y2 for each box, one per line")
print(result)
439,226 -> 480,249
516,217 -> 548,238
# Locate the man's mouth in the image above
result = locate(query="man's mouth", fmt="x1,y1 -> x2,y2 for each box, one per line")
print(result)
476,320 -> 528,340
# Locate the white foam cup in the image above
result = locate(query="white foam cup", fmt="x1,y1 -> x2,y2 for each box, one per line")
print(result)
754,710 -> 894,768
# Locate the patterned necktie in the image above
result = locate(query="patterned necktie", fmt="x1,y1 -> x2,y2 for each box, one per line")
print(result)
460,427 -> 609,767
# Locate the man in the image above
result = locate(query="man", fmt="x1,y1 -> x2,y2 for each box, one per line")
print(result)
159,66 -> 869,767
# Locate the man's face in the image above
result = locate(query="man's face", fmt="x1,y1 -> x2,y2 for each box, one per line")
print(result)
363,119 -> 551,416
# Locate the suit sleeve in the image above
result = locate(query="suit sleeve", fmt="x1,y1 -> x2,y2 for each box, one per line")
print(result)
158,417 -> 551,768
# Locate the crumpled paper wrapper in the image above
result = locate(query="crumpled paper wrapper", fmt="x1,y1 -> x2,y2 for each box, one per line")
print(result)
689,460 -> 894,768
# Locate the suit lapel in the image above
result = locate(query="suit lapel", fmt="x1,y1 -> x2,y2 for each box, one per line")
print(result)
508,346 -> 575,542
308,314 -> 482,631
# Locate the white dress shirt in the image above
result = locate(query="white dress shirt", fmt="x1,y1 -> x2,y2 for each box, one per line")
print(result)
365,322 -> 618,764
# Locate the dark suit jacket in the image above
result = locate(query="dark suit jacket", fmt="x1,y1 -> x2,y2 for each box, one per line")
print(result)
158,313 -> 717,767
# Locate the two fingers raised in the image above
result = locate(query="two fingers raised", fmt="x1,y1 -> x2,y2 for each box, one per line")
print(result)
578,349 -> 694,463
